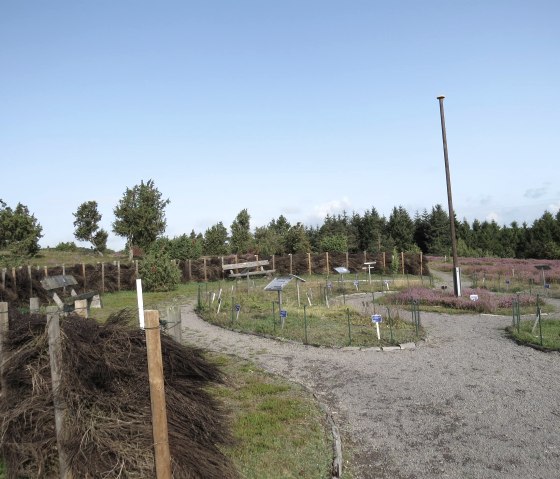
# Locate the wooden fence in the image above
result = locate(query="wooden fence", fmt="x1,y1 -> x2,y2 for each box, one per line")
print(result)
0,251 -> 426,305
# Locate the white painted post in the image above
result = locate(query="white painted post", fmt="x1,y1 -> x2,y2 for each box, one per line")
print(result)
136,279 -> 145,329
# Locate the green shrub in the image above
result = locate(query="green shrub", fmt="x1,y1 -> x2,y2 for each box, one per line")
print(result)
54,241 -> 78,252
140,249 -> 180,292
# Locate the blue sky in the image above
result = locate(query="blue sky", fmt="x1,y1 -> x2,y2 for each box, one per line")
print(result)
2,1 -> 559,250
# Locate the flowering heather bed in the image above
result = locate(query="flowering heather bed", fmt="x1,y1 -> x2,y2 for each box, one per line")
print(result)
388,286 -> 537,314
427,256 -> 560,284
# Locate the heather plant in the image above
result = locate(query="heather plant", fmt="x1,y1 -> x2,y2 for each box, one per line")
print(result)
428,256 -> 560,285
387,286 -> 538,314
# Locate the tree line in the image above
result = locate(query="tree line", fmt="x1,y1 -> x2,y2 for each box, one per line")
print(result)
1,179 -> 560,264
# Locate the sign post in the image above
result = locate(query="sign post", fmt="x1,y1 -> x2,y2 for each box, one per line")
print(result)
264,277 -> 294,328
371,314 -> 382,340
290,274 -> 306,307
364,262 -> 376,285
280,309 -> 287,329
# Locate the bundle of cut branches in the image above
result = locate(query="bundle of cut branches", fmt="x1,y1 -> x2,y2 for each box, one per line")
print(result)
0,309 -> 238,478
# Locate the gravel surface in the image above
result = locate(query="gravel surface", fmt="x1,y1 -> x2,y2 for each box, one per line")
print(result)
180,288 -> 560,479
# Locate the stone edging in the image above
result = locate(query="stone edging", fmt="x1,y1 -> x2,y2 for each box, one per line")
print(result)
341,341 -> 417,352
314,395 -> 343,479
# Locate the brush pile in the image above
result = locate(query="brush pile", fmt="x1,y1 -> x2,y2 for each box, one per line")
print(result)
0,309 -> 238,478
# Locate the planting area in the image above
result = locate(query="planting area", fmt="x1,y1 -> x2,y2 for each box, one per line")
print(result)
181,275 -> 560,478
428,256 -> 560,297
197,276 -> 425,348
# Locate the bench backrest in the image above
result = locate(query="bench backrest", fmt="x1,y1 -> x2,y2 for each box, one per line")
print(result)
223,260 -> 269,271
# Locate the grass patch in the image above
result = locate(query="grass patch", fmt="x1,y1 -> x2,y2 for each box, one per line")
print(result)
199,287 -> 423,347
88,282 -> 199,323
506,319 -> 560,351
195,275 -> 424,347
209,354 -> 332,479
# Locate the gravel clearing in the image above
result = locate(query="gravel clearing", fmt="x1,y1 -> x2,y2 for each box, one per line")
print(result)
180,292 -> 560,479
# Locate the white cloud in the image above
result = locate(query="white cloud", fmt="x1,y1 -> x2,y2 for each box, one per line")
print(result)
548,202 -> 560,214
485,211 -> 501,223
312,197 -> 352,221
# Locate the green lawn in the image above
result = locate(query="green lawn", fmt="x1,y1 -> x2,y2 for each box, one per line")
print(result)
506,319 -> 560,351
209,354 -> 332,478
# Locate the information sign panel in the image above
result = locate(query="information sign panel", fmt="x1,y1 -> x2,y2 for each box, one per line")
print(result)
264,276 -> 293,291
334,267 -> 350,274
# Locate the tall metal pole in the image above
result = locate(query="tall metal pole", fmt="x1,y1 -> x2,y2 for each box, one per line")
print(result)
437,96 -> 461,297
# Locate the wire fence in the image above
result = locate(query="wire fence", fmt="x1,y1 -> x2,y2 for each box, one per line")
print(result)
196,282 -> 423,348
509,294 -> 560,350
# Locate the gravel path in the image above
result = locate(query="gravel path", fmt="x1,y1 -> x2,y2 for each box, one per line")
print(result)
180,290 -> 560,478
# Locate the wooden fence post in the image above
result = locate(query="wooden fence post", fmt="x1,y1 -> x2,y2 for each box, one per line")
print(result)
401,252 -> 405,275
203,258 -> 207,282
28,265 -> 33,297
30,297 -> 40,313
420,252 -> 423,276
144,310 -> 172,479
101,263 -> 105,293
289,254 -> 293,275
44,265 -> 48,277
117,261 -> 121,291
188,259 -> 192,281
0,302 -> 10,476
46,306 -> 73,479
1,268 -> 6,291
346,252 -> 349,269
308,253 -> 312,276
325,252 -> 329,275
382,252 -> 386,272
74,299 -> 88,318
0,302 -> 8,392
11,267 -> 16,292
82,263 -> 87,289
272,255 -> 275,271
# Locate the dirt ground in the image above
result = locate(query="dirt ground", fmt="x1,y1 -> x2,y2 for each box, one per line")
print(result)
180,281 -> 560,479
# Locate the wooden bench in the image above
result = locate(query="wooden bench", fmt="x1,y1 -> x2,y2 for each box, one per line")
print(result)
223,260 -> 275,279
